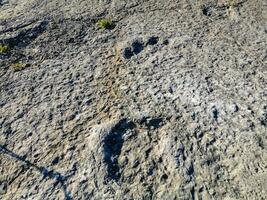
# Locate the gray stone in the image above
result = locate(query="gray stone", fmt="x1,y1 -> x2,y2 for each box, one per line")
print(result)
0,0 -> 266,199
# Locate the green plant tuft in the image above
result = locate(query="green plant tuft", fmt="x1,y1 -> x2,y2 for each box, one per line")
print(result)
97,18 -> 114,29
11,63 -> 27,72
0,44 -> 9,54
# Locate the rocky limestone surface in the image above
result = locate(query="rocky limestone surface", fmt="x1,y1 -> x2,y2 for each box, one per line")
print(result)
0,0 -> 267,199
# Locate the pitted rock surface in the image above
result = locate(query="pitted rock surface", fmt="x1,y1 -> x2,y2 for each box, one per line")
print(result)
0,0 -> 267,199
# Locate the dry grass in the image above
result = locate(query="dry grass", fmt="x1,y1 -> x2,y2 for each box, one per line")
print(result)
0,44 -> 9,54
10,63 -> 28,72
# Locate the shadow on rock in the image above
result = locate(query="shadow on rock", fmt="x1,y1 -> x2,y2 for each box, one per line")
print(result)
0,144 -> 73,200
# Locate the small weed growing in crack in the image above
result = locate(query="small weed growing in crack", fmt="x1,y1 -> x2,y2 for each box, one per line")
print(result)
225,0 -> 236,17
226,0 -> 234,6
97,18 -> 115,30
11,63 -> 28,72
0,44 -> 9,54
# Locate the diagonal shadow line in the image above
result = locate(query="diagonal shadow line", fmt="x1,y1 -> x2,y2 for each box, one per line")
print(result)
0,144 -> 73,200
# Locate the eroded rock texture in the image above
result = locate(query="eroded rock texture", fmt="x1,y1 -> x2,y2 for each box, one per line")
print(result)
0,0 -> 266,199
